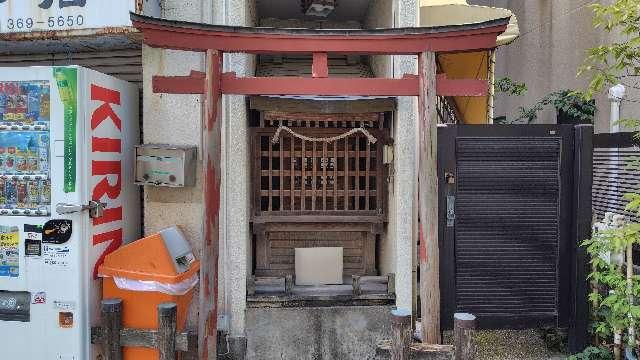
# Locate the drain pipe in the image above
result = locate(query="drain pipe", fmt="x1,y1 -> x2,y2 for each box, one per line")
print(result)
487,49 -> 496,124
608,84 -> 625,133
610,84 -> 639,356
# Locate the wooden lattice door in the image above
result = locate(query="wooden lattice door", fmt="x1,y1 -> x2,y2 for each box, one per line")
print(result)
251,111 -> 388,277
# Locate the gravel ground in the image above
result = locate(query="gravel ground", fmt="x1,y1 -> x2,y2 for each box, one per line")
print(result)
443,329 -> 567,360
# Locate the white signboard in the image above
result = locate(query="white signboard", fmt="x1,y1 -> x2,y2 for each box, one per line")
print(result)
0,0 -> 146,33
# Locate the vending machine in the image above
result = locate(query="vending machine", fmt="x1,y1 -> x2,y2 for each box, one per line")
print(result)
0,66 -> 140,359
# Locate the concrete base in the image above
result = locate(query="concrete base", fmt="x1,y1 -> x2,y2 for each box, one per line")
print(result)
245,306 -> 394,360
217,334 -> 248,360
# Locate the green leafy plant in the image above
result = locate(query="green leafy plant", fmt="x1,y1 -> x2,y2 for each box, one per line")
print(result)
568,346 -> 614,360
513,89 -> 596,124
495,77 -> 528,97
578,0 -> 640,100
577,3 -> 640,358
582,220 -> 640,339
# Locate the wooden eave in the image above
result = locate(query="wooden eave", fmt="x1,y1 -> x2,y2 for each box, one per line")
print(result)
130,13 -> 509,54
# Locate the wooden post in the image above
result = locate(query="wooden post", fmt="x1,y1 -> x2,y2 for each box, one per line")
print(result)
387,273 -> 396,295
454,313 -> 477,360
101,299 -> 123,360
391,308 -> 412,360
247,275 -> 256,296
285,274 -> 294,294
158,303 -> 178,360
352,275 -> 362,296
418,51 -> 441,344
200,49 -> 223,360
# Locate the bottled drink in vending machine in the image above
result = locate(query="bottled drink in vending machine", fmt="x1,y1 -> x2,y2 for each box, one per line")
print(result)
39,179 -> 50,205
15,147 -> 27,173
5,94 -> 15,122
16,180 -> 27,208
39,87 -> 50,122
0,93 -> 6,120
0,178 -> 5,205
15,85 -> 27,123
26,180 -> 39,208
38,134 -> 49,173
27,85 -> 41,124
4,179 -> 16,208
5,147 -> 16,173
0,147 -> 6,171
27,136 -> 38,173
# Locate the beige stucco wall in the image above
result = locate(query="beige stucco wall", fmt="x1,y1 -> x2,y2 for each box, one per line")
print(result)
470,0 -> 639,132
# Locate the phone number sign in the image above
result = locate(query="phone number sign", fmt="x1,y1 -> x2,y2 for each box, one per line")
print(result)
0,0 -> 137,33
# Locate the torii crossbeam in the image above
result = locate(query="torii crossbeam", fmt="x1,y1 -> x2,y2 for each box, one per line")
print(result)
130,12 -> 509,360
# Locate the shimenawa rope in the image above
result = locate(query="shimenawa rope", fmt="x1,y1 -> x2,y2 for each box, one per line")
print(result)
271,125 -> 378,144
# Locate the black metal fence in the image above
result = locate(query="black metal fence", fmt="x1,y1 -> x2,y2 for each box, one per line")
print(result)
437,124 -> 592,353
592,132 -> 640,221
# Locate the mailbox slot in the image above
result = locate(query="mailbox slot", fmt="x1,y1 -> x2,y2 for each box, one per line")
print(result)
135,144 -> 197,187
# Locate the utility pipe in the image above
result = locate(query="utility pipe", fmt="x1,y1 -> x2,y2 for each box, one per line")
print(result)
608,84 -> 625,133
487,50 -> 496,124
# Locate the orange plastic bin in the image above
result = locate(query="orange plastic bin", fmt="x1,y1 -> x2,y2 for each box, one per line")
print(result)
98,227 -> 199,360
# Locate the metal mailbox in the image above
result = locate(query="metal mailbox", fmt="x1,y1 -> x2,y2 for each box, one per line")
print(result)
135,144 -> 197,187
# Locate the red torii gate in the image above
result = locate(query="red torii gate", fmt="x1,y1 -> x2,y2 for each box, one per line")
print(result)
130,13 -> 509,359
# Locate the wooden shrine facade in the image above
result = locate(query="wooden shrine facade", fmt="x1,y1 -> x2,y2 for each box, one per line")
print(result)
130,12 -> 509,360
251,111 -> 389,278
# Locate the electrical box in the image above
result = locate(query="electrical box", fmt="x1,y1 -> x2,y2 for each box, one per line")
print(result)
135,144 -> 197,187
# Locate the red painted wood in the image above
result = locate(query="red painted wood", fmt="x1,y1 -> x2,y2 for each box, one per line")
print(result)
217,72 -> 487,97
151,70 -> 488,97
312,52 -> 329,78
200,50 -> 222,360
134,21 -> 506,54
221,72 -> 420,96
436,74 -> 488,97
153,70 -> 205,94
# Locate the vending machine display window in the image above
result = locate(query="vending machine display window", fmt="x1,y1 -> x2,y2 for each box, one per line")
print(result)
0,81 -> 51,216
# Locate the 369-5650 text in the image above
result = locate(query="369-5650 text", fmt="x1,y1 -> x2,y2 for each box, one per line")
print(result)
4,14 -> 84,30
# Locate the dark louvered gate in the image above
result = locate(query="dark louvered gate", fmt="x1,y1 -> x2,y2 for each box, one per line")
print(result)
438,125 -> 592,351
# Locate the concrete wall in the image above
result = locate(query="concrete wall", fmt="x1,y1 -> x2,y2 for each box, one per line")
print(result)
470,0 -> 640,133
144,0 -> 207,329
219,0 -> 256,343
365,0 -> 419,315
246,306 -> 394,360
144,0 -> 255,335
